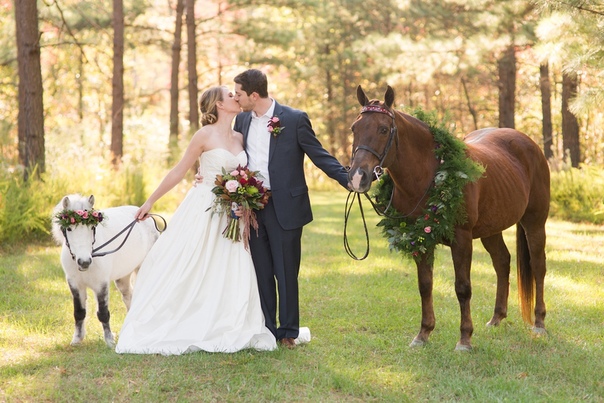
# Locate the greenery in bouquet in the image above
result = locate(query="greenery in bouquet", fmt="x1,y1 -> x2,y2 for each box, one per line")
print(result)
210,165 -> 270,248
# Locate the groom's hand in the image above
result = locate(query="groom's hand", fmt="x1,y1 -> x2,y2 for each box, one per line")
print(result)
193,168 -> 204,187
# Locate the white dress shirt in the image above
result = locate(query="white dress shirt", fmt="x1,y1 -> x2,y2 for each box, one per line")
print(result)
246,100 -> 275,189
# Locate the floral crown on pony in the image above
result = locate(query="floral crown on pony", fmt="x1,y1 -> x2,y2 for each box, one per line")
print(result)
54,209 -> 104,230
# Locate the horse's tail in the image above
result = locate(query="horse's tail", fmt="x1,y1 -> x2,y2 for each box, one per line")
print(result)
516,223 -> 534,325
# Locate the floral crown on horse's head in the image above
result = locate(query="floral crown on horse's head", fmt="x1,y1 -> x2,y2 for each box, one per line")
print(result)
54,209 -> 104,230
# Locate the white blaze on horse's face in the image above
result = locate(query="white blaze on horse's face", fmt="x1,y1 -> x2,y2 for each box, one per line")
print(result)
66,224 -> 95,270
349,169 -> 365,192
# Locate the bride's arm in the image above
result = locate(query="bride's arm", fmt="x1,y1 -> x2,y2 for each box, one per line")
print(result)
136,131 -> 206,220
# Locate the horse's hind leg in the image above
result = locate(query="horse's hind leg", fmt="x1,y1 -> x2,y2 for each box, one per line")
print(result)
480,233 -> 511,327
68,280 -> 87,345
94,282 -> 115,347
114,271 -> 136,311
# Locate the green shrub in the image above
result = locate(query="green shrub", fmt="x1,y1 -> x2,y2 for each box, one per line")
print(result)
0,167 -> 52,244
549,165 -> 604,224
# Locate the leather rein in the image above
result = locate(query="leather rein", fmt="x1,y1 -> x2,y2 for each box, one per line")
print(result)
62,214 -> 167,260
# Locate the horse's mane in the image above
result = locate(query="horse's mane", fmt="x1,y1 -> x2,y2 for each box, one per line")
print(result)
51,194 -> 93,245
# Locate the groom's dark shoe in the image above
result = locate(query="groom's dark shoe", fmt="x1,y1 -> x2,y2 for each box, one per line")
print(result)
279,337 -> 296,349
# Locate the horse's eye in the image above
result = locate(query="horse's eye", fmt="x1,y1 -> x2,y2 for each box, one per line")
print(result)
379,126 -> 389,135
67,227 -> 72,232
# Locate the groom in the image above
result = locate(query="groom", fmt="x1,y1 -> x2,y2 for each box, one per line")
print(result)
233,69 -> 349,348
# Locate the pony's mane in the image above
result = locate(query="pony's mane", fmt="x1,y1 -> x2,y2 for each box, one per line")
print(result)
51,194 -> 94,244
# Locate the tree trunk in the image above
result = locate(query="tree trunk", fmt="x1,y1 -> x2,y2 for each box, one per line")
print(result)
170,0 -> 185,142
186,0 -> 198,132
562,71 -> 580,167
461,77 -> 478,131
111,0 -> 125,166
539,62 -> 553,161
15,0 -> 45,180
497,45 -> 516,129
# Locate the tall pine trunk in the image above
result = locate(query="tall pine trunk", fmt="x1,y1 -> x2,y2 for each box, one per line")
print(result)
15,0 -> 45,180
111,0 -> 125,166
170,0 -> 185,142
186,0 -> 198,133
562,71 -> 580,167
539,62 -> 553,161
497,45 -> 516,129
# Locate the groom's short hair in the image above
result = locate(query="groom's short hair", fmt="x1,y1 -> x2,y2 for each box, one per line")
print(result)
234,69 -> 269,98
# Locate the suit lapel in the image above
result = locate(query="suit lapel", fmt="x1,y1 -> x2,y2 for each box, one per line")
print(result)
269,102 -> 283,162
241,114 -> 253,145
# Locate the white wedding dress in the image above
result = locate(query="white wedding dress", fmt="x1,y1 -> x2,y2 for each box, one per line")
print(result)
115,148 -> 277,355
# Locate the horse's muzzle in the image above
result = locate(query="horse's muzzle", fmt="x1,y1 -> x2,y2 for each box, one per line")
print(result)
348,167 -> 373,193
77,258 -> 92,270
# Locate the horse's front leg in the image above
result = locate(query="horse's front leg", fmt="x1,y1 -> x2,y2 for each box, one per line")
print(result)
67,280 -> 87,345
94,282 -> 115,347
451,230 -> 474,351
410,253 -> 435,347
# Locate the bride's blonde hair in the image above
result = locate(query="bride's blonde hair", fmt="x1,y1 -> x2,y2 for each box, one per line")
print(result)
199,86 -> 226,126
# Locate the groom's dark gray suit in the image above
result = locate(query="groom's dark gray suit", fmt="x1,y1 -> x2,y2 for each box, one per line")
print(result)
234,101 -> 349,340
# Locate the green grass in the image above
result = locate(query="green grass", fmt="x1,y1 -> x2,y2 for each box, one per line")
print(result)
1,191 -> 604,402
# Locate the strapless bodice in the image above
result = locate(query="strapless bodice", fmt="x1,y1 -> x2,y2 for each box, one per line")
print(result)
199,149 -> 247,184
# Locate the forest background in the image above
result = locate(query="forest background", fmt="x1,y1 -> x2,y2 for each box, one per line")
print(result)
1,0 -> 604,245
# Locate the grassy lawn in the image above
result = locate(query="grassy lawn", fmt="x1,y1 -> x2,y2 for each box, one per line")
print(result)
1,190 -> 603,402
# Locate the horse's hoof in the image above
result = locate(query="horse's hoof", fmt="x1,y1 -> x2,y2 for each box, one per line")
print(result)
455,342 -> 472,352
70,339 -> 82,346
409,338 -> 425,348
532,326 -> 547,336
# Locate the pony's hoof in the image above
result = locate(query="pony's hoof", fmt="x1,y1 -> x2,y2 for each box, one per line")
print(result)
409,338 -> 426,348
104,336 -> 116,348
532,326 -> 547,336
70,338 -> 83,346
455,342 -> 472,352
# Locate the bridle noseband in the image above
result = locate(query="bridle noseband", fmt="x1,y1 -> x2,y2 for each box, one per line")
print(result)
352,104 -> 399,180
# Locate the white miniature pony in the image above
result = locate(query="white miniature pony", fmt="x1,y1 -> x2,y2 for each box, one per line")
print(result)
52,194 -> 160,347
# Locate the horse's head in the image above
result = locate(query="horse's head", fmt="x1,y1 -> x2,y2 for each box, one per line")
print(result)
348,85 -> 398,193
52,194 -> 102,271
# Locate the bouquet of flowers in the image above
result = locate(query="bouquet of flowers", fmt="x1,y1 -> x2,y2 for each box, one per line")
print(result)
210,165 -> 271,248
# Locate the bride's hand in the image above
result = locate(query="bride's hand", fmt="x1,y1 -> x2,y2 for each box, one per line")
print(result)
135,202 -> 152,220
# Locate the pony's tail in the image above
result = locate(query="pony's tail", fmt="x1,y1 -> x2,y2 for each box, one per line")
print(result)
516,224 -> 535,325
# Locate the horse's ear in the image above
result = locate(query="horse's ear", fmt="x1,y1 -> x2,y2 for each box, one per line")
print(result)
62,196 -> 70,209
88,195 -> 95,207
384,85 -> 395,109
357,85 -> 369,106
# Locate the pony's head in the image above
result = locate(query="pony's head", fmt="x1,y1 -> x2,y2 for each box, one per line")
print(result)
348,85 -> 398,193
52,194 -> 102,271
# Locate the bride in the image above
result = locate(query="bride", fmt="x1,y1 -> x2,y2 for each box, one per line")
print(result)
115,86 -> 277,354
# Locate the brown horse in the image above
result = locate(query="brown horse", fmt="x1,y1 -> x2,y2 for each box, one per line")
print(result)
348,85 -> 550,351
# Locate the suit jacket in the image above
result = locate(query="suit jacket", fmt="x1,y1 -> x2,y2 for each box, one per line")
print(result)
234,101 -> 349,230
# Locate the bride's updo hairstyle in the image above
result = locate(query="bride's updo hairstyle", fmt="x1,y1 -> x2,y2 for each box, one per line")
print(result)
199,86 -> 226,126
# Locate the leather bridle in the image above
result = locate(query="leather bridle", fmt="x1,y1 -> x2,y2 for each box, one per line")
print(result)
351,104 -> 399,180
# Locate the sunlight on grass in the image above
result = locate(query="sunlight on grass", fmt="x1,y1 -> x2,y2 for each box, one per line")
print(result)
2,191 -> 604,401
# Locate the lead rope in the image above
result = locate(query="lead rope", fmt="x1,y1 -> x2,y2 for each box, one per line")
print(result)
91,213 -> 167,258
343,190 -> 371,260
343,178 -> 433,260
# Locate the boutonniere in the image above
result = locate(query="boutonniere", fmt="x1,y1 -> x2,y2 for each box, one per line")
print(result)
267,116 -> 285,137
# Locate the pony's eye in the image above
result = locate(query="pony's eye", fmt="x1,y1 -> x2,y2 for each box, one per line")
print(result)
379,126 -> 389,135
67,227 -> 72,232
